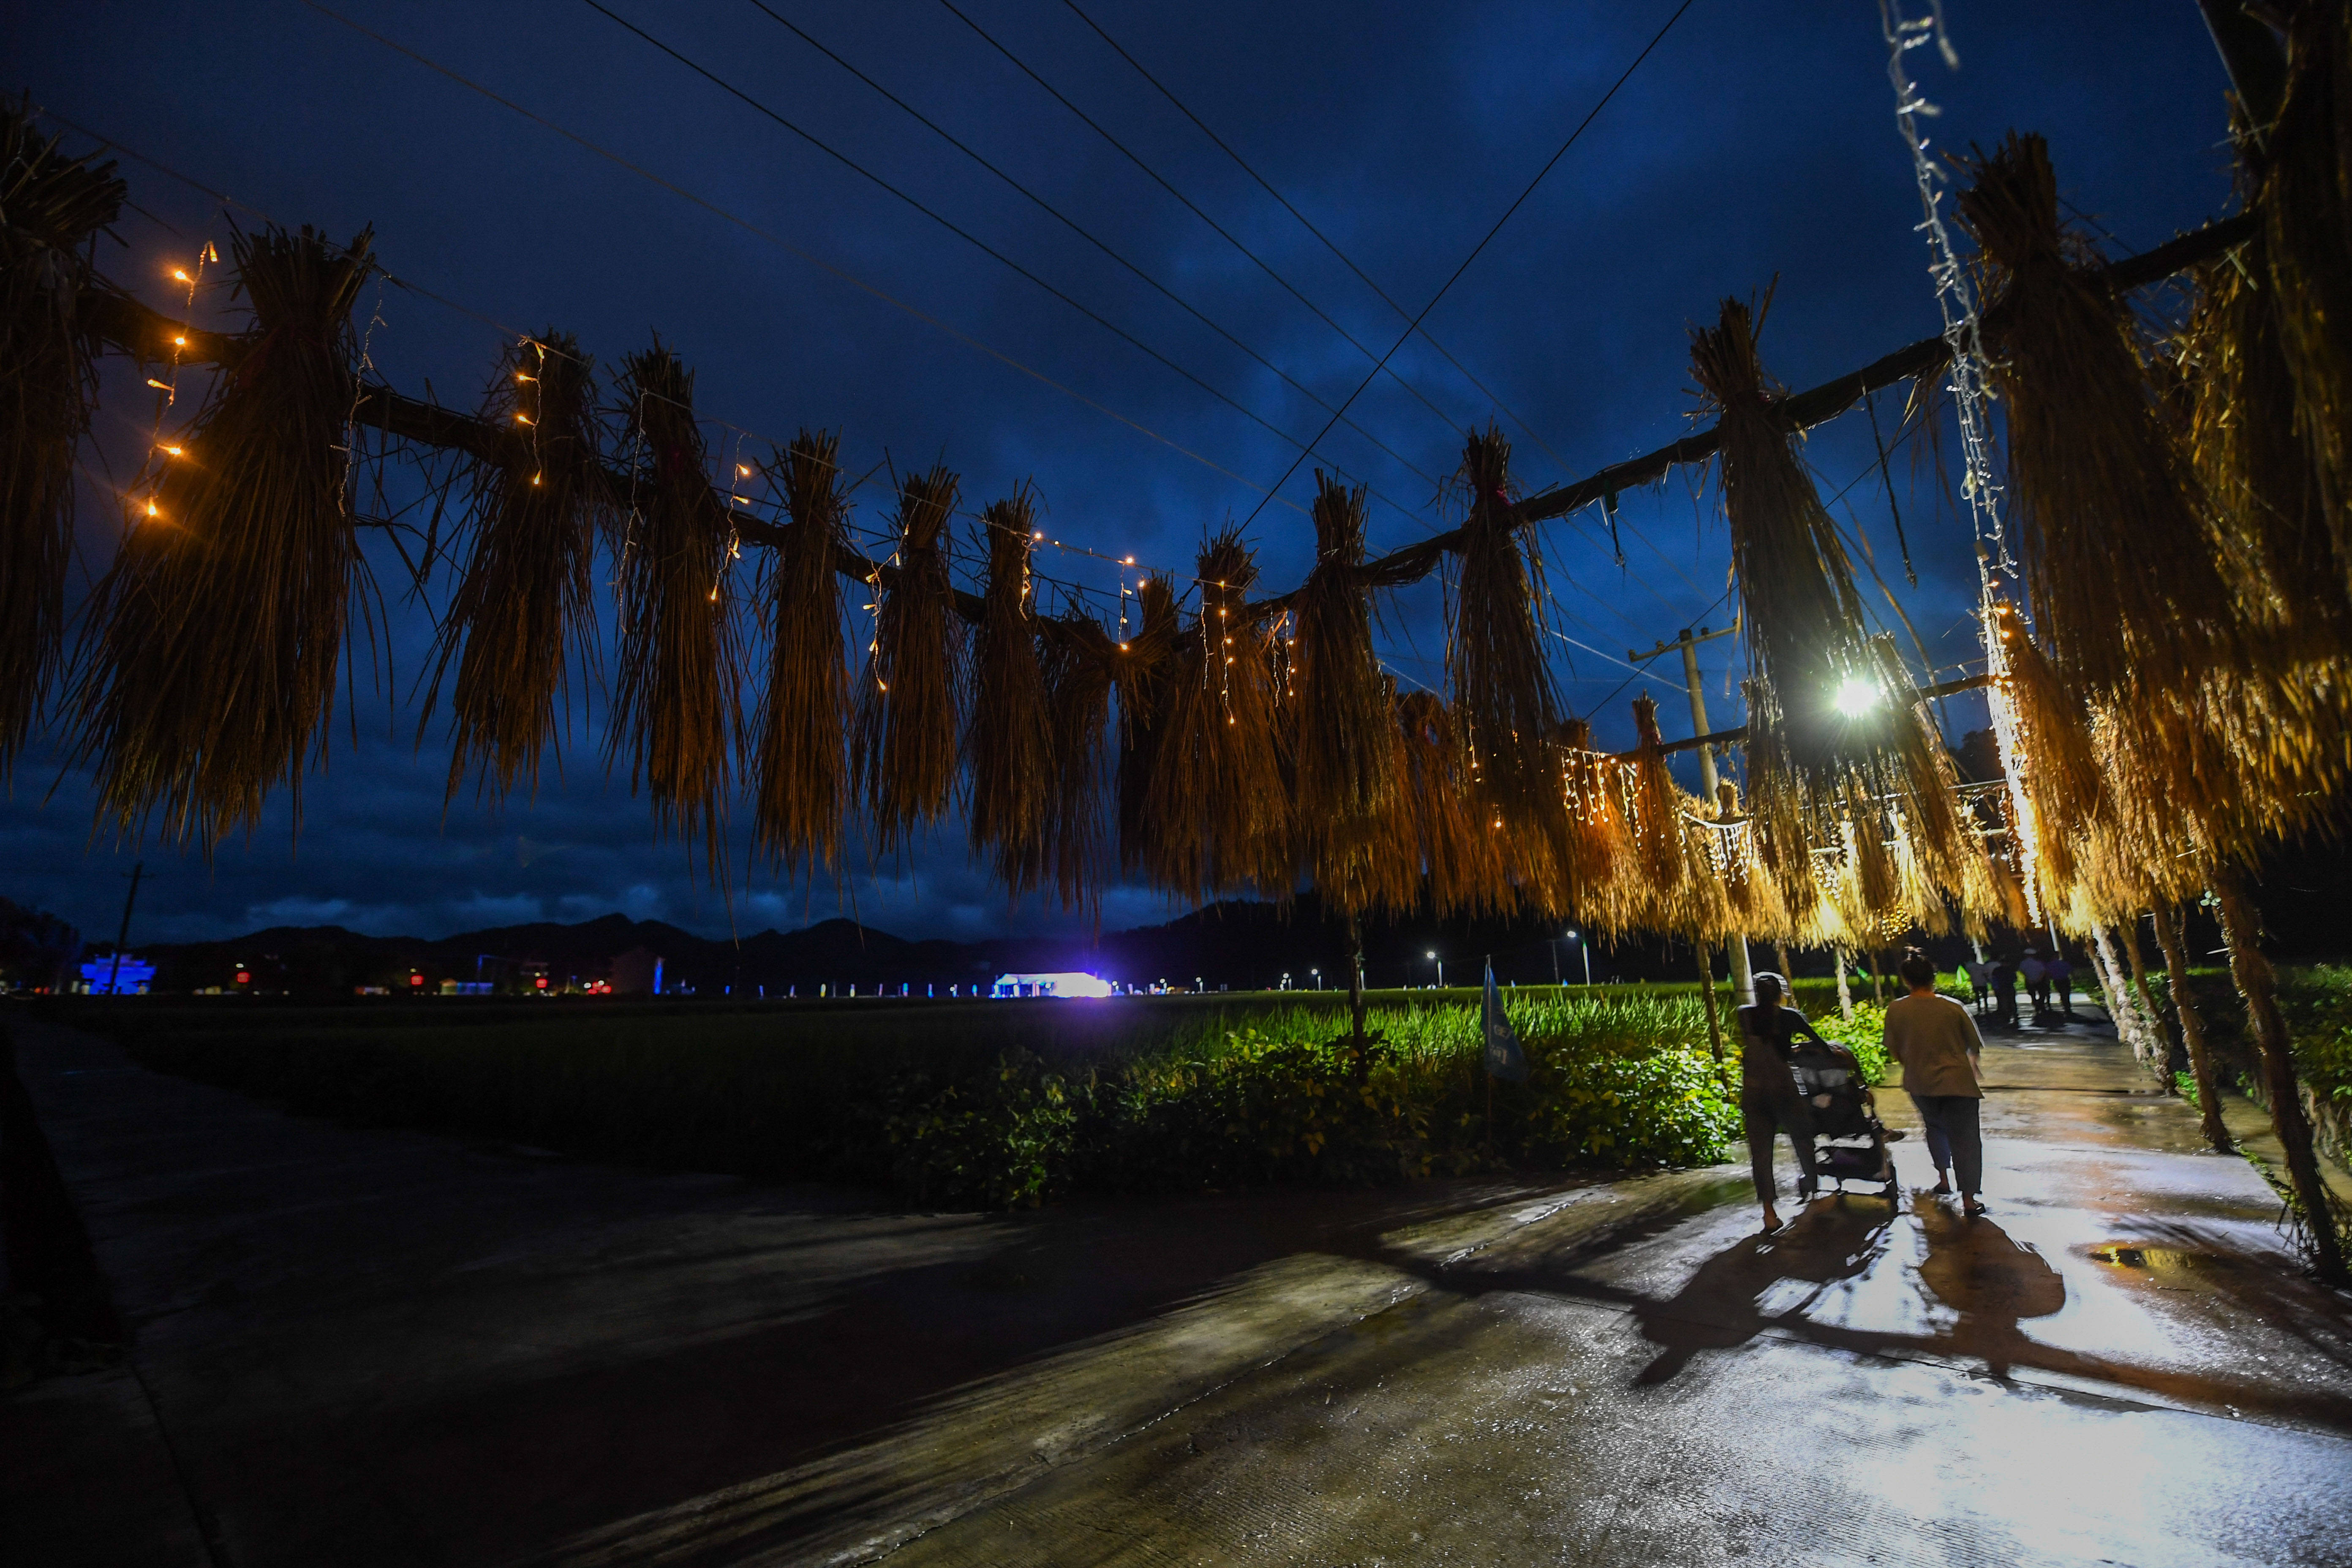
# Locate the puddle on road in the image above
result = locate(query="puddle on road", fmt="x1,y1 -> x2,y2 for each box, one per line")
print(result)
2085,1244 -> 2231,1277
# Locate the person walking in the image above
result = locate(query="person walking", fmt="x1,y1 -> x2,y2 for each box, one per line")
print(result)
2019,949 -> 2050,1025
1991,953 -> 2019,1029
1883,950 -> 1987,1217
1736,972 -> 1822,1233
2047,950 -> 2074,1019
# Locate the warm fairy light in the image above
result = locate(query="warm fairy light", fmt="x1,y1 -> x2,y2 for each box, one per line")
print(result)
514,413 -> 534,425
531,474 -> 542,486
173,335 -> 187,347
1123,556 -> 1134,565
1119,642 -> 1130,651
145,377 -> 172,392
738,464 -> 752,476
171,268 -> 191,283
158,444 -> 182,457
1032,530 -> 1044,540
144,500 -> 160,518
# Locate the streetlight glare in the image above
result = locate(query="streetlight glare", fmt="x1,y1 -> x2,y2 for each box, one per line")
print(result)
1832,676 -> 1880,718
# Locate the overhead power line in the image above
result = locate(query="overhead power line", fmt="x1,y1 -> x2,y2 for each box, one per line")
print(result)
1058,0 -> 1598,483
1237,0 -> 1702,527
938,0 -> 1473,448
746,0 -> 1440,495
572,0 -> 1420,519
295,0 -> 1309,513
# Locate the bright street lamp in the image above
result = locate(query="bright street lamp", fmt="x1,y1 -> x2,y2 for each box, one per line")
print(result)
1832,676 -> 1881,719
1566,929 -> 1592,987
1310,967 -> 1321,990
1426,950 -> 1443,988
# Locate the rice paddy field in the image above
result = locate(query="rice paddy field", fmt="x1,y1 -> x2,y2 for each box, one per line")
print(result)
40,980 -> 1888,1208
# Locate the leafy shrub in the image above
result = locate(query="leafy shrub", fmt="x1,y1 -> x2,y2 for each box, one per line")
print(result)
1809,1002 -> 1890,1087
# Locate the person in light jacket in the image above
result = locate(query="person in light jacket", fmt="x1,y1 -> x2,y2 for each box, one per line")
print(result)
1882,950 -> 1987,1217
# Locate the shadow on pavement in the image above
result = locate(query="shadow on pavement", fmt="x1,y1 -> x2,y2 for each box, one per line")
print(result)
1391,1193 -> 2352,1430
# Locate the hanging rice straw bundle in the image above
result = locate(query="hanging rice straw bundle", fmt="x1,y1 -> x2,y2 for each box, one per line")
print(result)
1984,598 -> 2100,892
1691,295 -> 1872,769
2180,244 -> 2349,648
1625,696 -> 1690,898
1396,691 -> 1506,917
855,465 -> 964,856
751,430 -> 852,874
1959,132 -> 2239,696
1138,531 -> 1291,901
1116,574 -> 1180,874
0,101 -> 122,777
1447,427 -> 1560,821
608,342 -> 741,871
1039,615 -> 1116,913
1292,472 -> 1399,911
429,331 -> 607,806
966,490 -> 1052,893
75,225 -> 371,845
2264,3 -> 2352,593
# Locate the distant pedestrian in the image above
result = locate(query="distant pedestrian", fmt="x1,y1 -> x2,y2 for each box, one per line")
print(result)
1991,957 -> 2019,1028
1962,957 -> 1994,1017
2047,952 -> 2074,1018
1736,972 -> 1822,1234
2020,950 -> 2050,1024
1883,950 -> 1987,1217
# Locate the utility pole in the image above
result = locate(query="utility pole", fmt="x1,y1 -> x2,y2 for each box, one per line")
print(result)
105,862 -> 144,998
1631,623 -> 1753,1006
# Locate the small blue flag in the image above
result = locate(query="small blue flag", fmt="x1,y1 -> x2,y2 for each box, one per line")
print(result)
1483,958 -> 1528,1083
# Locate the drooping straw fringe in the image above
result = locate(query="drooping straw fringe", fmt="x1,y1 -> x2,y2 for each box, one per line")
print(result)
1292,472 -> 1400,913
1960,131 -> 2240,697
430,330 -> 607,806
74,224 -> 371,846
609,340 -> 742,871
1138,531 -> 1292,901
2264,1 -> 2352,598
1040,615 -> 1116,914
0,98 -> 122,778
1116,574 -> 1180,876
752,430 -> 852,874
1448,427 -> 1560,822
966,489 -> 1052,893
1691,293 -> 1870,770
1396,691 -> 1508,918
855,465 -> 964,856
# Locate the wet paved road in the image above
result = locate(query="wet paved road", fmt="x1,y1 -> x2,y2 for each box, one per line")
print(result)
7,1012 -> 2351,1565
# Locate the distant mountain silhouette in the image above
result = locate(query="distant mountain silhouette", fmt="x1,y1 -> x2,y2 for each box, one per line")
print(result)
109,893 -> 1712,996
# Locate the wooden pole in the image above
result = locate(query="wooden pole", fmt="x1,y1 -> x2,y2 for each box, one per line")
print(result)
2211,868 -> 2344,1285
1695,938 -> 1732,1097
2151,902 -> 2232,1155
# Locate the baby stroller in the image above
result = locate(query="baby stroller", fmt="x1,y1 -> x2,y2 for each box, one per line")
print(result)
1787,1040 -> 1900,1203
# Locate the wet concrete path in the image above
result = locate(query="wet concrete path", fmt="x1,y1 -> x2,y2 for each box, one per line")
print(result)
7,1011 -> 2351,1565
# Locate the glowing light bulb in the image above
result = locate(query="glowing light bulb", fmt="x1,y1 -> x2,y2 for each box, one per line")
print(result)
144,500 -> 159,518
158,444 -> 183,457
1832,678 -> 1880,719
171,268 -> 191,283
173,335 -> 187,347
738,464 -> 752,476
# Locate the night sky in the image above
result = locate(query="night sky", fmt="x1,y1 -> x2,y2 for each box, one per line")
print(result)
6,1 -> 2235,947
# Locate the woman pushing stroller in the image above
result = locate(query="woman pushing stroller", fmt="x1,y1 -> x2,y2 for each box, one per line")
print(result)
1737,972 -> 1824,1233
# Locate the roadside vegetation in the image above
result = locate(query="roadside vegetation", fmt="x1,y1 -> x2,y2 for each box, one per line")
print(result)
52,984 -> 1821,1209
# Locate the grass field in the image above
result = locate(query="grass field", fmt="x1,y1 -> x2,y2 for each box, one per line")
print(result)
31,977 -> 1892,1209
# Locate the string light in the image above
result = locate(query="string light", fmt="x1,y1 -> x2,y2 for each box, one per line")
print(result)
137,240 -> 215,526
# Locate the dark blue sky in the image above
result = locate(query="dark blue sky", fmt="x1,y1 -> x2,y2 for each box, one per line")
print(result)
8,1 -> 2234,945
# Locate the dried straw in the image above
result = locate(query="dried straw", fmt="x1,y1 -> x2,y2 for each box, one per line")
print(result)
608,341 -> 741,871
1397,691 -> 1506,917
1115,574 -> 1181,875
1959,132 -> 2238,697
1138,531 -> 1292,901
1690,294 -> 1869,768
1447,427 -> 1559,822
1292,473 -> 1399,912
751,430 -> 852,874
0,100 -> 122,777
855,466 -> 964,855
966,490 -> 1052,893
75,225 -> 371,846
1040,615 -> 1116,913
428,331 -> 607,806
2264,2 -> 2352,597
